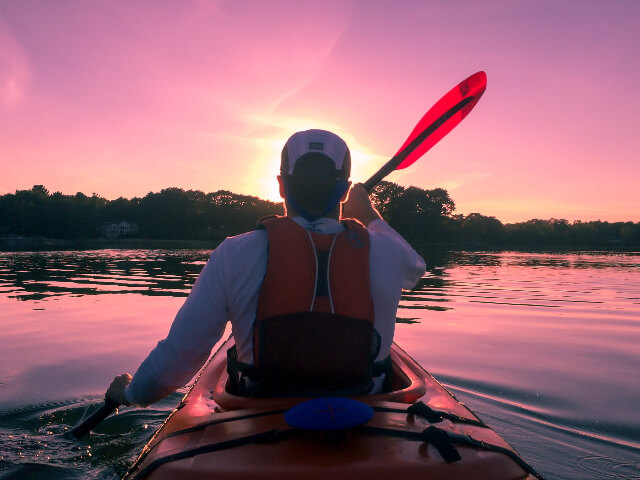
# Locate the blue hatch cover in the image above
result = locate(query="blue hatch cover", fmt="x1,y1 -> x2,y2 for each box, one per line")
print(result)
284,397 -> 374,431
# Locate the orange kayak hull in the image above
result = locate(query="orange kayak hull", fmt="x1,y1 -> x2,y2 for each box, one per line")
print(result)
124,338 -> 541,480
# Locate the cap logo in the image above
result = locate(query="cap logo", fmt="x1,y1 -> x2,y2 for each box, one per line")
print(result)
309,142 -> 324,150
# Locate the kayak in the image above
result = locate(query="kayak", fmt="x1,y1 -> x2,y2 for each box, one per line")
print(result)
123,337 -> 543,480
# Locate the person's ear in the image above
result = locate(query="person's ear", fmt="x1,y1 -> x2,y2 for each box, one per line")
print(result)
340,181 -> 352,202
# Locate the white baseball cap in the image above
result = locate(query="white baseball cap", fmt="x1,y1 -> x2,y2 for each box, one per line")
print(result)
280,129 -> 351,179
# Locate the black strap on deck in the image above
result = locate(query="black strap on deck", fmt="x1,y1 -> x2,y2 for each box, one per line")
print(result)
371,402 -> 487,428
358,425 -> 461,462
129,429 -> 293,480
129,423 -> 545,480
407,401 -> 488,427
358,424 -> 545,479
164,408 -> 289,439
127,400 -> 544,480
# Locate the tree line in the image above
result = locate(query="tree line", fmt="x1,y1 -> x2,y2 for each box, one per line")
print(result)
1,183 -> 638,248
369,182 -> 640,248
0,185 -> 282,240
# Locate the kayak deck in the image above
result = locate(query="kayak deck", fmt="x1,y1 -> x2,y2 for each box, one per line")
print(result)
124,338 -> 542,480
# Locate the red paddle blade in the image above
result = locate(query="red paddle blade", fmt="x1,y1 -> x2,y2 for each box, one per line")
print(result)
395,71 -> 487,170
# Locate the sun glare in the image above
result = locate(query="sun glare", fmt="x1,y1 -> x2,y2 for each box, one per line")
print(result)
240,114 -> 388,202
242,136 -> 284,202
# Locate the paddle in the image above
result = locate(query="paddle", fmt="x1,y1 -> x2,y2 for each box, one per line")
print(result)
70,397 -> 120,438
363,71 -> 487,192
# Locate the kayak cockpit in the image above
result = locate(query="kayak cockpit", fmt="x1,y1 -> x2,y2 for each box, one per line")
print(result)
210,339 -> 427,411
123,338 -> 544,480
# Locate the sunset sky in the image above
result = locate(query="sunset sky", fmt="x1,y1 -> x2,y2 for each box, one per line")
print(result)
1,1 -> 638,223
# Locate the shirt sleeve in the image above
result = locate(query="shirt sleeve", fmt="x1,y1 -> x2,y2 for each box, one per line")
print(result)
367,218 -> 426,289
124,243 -> 230,407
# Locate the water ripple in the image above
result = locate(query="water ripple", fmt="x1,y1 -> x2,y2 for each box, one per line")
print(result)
0,250 -> 210,300
0,393 -> 183,480
442,376 -> 640,454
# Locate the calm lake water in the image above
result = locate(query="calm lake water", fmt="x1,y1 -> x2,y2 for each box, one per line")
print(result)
0,249 -> 639,479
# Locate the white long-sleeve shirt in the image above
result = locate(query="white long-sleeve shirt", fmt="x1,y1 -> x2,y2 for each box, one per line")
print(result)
125,217 -> 425,406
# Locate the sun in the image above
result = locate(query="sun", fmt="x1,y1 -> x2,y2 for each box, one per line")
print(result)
238,115 -> 387,202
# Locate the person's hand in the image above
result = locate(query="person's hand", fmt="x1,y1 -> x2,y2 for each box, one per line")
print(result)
106,373 -> 132,406
341,183 -> 382,226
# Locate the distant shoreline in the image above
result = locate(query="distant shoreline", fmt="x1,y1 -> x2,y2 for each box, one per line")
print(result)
0,235 -> 224,252
1,235 -> 638,254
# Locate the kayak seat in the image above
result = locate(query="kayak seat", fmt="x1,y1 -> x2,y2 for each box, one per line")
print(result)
215,342 -> 427,411
226,313 -> 392,398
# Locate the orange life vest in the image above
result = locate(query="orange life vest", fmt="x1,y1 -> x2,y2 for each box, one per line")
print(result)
227,216 -> 385,397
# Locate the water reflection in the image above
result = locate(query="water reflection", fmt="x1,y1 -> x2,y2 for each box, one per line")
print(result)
1,249 -> 640,480
391,250 -> 640,480
403,251 -> 640,311
6,249 -> 636,303
0,250 -> 210,301
427,250 -> 640,270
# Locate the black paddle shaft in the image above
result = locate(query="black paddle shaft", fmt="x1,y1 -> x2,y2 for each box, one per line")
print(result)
70,397 -> 120,438
363,95 -> 475,193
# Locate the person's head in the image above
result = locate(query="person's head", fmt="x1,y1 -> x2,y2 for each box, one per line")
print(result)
278,129 -> 352,221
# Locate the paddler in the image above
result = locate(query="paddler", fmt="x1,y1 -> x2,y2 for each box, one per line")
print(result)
106,129 -> 426,405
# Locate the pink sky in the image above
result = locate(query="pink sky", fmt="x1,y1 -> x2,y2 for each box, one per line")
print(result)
1,1 -> 638,223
